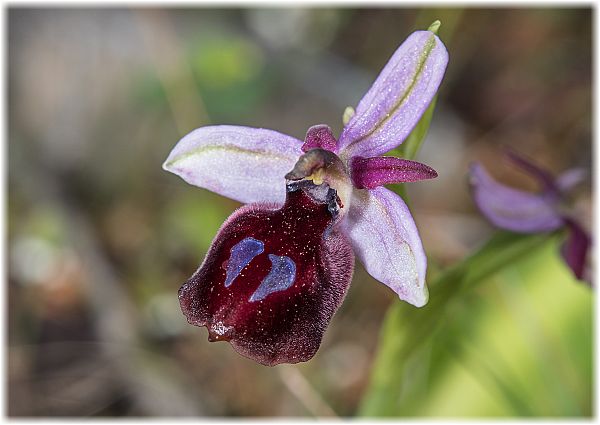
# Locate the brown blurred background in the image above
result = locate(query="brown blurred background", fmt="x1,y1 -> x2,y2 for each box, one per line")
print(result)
8,8 -> 591,417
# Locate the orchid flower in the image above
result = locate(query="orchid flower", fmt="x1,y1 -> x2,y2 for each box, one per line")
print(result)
163,27 -> 449,365
470,150 -> 591,284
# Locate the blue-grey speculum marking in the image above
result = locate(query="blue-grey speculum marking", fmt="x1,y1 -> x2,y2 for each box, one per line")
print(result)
224,237 -> 264,287
224,238 -> 297,302
249,254 -> 296,302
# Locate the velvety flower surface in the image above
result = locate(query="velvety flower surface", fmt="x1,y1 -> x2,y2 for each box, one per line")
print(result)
164,28 -> 449,365
470,151 -> 591,284
179,179 -> 354,365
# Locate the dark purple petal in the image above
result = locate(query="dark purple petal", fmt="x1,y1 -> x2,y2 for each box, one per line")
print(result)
301,125 -> 339,153
179,180 -> 354,366
337,31 -> 449,158
469,163 -> 564,233
350,156 -> 438,189
560,218 -> 591,283
505,149 -> 558,194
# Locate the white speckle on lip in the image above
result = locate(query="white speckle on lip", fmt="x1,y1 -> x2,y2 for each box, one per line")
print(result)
212,321 -> 232,336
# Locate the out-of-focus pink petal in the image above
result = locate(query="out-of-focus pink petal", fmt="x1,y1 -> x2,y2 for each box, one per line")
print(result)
350,156 -> 438,189
505,149 -> 557,193
342,187 -> 428,307
163,125 -> 302,204
560,218 -> 592,283
470,163 -> 563,233
301,125 -> 339,153
338,30 -> 448,158
556,168 -> 587,193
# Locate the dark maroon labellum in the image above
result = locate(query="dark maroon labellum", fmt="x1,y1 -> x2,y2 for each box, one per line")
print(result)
179,180 -> 355,366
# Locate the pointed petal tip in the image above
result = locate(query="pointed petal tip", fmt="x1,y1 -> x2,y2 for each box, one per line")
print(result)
400,284 -> 429,307
427,20 -> 441,34
557,167 -> 588,193
426,165 -> 439,179
162,154 -> 194,185
162,157 -> 175,173
338,30 -> 449,157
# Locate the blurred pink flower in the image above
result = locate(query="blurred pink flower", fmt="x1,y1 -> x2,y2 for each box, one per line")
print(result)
470,150 -> 591,284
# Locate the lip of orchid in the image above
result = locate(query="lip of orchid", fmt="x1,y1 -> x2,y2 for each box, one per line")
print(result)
178,176 -> 355,365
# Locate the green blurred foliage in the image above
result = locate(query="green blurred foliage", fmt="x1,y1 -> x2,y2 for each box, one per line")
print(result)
359,232 -> 592,416
163,191 -> 230,255
189,35 -> 271,119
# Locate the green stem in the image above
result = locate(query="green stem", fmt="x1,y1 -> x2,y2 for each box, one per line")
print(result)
401,96 -> 438,161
